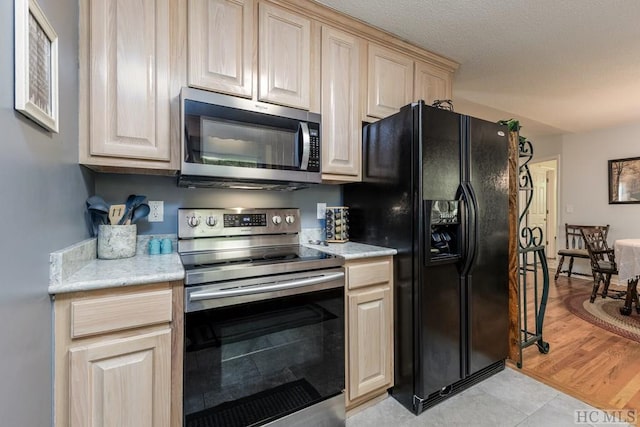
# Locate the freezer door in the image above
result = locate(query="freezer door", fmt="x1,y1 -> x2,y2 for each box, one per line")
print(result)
465,117 -> 510,376
420,106 -> 462,200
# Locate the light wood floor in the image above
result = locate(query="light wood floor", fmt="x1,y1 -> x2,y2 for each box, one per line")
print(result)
516,270 -> 640,418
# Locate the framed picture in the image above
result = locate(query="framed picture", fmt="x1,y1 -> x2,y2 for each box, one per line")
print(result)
608,156 -> 640,204
14,0 -> 59,133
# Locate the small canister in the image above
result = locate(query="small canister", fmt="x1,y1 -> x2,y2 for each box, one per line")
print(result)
148,238 -> 161,255
161,238 -> 173,254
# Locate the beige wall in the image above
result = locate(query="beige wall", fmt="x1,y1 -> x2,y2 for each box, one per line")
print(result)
546,121 -> 640,273
561,121 -> 640,242
531,134 -> 562,162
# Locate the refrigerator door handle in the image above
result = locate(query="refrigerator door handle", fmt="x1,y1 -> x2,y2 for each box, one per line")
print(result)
460,183 -> 478,275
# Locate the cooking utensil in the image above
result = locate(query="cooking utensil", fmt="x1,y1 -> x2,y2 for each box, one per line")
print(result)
88,209 -> 107,236
88,204 -> 109,216
119,194 -> 147,225
108,204 -> 126,225
87,199 -> 109,213
86,195 -> 107,209
88,211 -> 99,237
130,203 -> 150,224
88,209 -> 108,223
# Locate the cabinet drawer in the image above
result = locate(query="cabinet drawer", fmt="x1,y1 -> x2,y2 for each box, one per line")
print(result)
347,259 -> 392,290
71,290 -> 173,338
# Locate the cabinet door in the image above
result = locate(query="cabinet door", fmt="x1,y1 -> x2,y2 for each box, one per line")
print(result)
321,26 -> 361,180
87,0 -> 171,161
188,0 -> 254,97
414,61 -> 452,105
348,286 -> 393,400
69,329 -> 171,427
258,3 -> 311,109
366,44 -> 414,119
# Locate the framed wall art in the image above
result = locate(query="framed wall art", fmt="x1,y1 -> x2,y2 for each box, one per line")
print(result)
14,0 -> 59,133
608,156 -> 640,204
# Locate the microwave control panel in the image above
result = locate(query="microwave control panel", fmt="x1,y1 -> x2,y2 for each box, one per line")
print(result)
308,127 -> 320,171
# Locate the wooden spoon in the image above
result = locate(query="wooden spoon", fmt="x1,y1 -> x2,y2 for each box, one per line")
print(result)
108,204 -> 126,225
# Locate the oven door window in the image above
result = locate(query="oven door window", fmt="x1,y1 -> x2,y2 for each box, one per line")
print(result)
184,287 -> 344,427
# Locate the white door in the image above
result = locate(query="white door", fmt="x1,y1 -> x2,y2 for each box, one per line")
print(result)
528,167 -> 547,249
546,168 -> 557,257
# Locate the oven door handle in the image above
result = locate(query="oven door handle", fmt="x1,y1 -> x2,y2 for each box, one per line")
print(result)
188,271 -> 344,302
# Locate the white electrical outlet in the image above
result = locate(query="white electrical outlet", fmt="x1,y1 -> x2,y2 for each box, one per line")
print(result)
148,201 -> 164,222
317,203 -> 326,219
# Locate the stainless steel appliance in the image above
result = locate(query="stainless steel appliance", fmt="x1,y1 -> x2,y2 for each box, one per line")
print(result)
344,101 -> 509,413
178,208 -> 345,427
179,88 -> 321,190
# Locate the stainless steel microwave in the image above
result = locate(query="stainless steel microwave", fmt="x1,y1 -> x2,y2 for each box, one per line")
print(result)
179,87 -> 321,190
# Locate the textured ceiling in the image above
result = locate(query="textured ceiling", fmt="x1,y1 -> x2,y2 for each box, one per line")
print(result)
314,0 -> 640,138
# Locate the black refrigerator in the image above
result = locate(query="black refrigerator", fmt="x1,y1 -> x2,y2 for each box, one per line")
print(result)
344,101 -> 509,414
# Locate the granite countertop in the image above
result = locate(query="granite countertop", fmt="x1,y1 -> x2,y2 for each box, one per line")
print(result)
302,241 -> 397,260
48,233 -> 396,295
48,235 -> 184,295
48,253 -> 184,294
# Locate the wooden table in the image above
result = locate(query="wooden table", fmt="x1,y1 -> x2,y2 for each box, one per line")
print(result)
614,239 -> 640,316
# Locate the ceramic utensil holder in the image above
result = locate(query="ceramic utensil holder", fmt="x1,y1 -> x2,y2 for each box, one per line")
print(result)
325,206 -> 349,243
97,224 -> 137,259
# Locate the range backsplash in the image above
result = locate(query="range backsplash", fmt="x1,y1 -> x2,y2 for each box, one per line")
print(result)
94,173 -> 341,235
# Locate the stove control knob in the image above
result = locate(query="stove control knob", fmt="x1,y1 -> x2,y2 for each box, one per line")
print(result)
272,215 -> 282,225
187,216 -> 200,227
285,215 -> 296,224
205,216 -> 217,227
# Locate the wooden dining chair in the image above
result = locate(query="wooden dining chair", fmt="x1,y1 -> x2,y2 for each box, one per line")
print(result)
555,224 -> 609,280
580,226 -> 622,303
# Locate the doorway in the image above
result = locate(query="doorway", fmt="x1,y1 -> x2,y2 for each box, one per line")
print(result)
527,159 -> 558,261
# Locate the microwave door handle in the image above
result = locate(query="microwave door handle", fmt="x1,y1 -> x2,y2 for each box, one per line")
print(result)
298,122 -> 311,170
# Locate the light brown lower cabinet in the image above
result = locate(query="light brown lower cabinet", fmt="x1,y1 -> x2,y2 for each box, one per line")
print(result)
345,256 -> 394,410
53,281 -> 183,427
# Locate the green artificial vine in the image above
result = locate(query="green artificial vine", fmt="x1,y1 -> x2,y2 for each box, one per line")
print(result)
498,119 -> 528,144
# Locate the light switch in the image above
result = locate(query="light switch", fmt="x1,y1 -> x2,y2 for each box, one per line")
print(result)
566,204 -> 574,213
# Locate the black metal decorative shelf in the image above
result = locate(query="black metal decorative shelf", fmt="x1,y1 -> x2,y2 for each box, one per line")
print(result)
516,136 -> 550,368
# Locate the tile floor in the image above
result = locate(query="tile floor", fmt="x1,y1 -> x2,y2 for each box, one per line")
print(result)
347,367 -> 634,427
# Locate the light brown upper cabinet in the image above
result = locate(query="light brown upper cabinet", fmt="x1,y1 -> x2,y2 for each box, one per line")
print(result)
188,1 -> 318,111
321,26 -> 362,181
79,0 -> 184,173
259,3 -> 315,110
366,43 -> 414,120
414,61 -> 453,105
188,0 -> 254,97
79,0 -> 456,176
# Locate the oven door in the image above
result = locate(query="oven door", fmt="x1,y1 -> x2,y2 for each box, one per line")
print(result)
183,269 -> 345,427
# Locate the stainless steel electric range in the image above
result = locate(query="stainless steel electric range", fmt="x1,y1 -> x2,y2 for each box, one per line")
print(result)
178,208 -> 345,427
